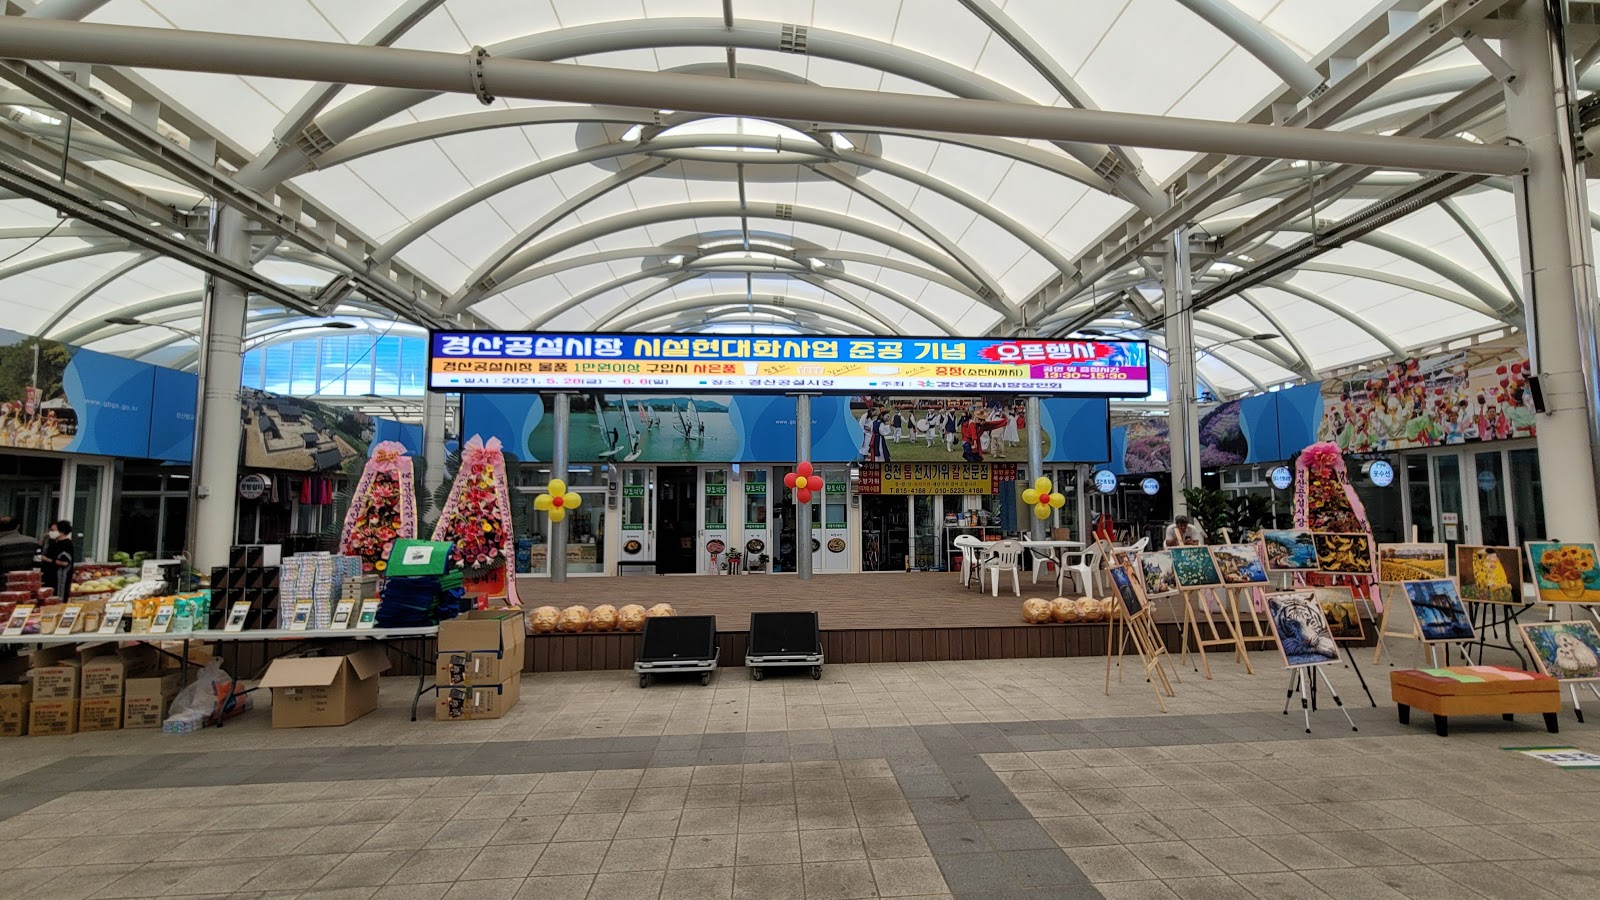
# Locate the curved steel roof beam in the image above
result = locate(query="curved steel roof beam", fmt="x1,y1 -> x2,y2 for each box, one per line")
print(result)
600,294 -> 890,335
1204,216 -> 1518,320
37,250 -> 157,337
242,17 -> 1153,211
1290,261 -> 1504,319
1191,310 -> 1303,372
792,272 -> 954,336
156,307 -> 411,368
454,202 -> 1010,320
644,309 -> 865,337
321,106 -> 1111,193
952,0 -> 1160,209
803,164 -> 1007,304
266,0 -> 448,151
1175,0 -> 1325,96
1260,279 -> 1404,356
1437,196 -> 1522,304
524,265 -> 913,335
1236,290 -> 1314,375
0,239 -> 132,281
819,151 -> 1079,278
453,158 -> 672,297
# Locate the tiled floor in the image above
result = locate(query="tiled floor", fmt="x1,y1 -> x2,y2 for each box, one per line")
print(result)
3,647 -> 1600,900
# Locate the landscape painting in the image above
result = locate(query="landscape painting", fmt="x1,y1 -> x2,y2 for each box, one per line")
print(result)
1139,551 -> 1180,597
1377,543 -> 1449,583
1262,530 -> 1318,571
1402,579 -> 1475,642
1212,543 -> 1270,585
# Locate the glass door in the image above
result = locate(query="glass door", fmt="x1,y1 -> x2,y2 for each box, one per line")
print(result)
820,468 -> 849,572
912,494 -> 937,571
1472,451 -> 1510,546
1432,454 -> 1465,550
1508,447 -> 1545,546
742,468 -> 770,572
700,467 -> 730,574
619,467 -> 654,570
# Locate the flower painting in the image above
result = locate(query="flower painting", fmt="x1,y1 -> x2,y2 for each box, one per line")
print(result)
1519,621 -> 1600,681
1169,546 -> 1222,588
1139,551 -> 1180,597
1457,545 -> 1521,605
1313,532 -> 1374,576
1266,590 -> 1341,668
1376,543 -> 1448,583
1401,579 -> 1475,642
1313,586 -> 1365,642
1525,542 -> 1600,603
1212,543 -> 1270,585
1262,530 -> 1318,571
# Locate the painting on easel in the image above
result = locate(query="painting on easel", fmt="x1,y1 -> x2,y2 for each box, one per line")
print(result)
1262,530 -> 1318,572
1525,542 -> 1600,603
1265,590 -> 1341,668
1401,579 -> 1475,642
1314,533 -> 1374,576
1139,551 -> 1180,596
1519,621 -> 1600,681
1109,564 -> 1146,620
1212,543 -> 1270,586
1376,543 -> 1448,583
1457,545 -> 1521,605
1313,586 -> 1366,642
1170,546 -> 1222,588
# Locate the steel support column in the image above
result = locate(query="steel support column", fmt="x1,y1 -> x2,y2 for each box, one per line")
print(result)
0,17 -> 1528,174
1165,229 -> 1201,518
796,393 -> 814,581
423,389 -> 447,510
1027,395 -> 1045,541
186,205 -> 249,571
550,392 -> 571,583
1504,5 -> 1600,545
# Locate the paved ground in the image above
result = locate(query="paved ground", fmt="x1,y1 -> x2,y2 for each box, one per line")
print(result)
2,648 -> 1599,900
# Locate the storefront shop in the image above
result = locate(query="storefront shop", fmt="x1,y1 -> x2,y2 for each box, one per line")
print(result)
463,387 -> 1115,577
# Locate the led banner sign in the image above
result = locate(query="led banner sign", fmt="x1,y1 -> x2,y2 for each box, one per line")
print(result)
429,332 -> 1151,398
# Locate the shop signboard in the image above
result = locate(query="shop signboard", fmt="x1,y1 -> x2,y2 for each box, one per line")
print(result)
1141,478 -> 1160,495
857,463 -> 1018,495
431,332 -> 1151,398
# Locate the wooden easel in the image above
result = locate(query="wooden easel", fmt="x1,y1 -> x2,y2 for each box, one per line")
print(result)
1105,604 -> 1180,711
1180,586 -> 1254,678
1228,586 -> 1277,648
1371,582 -> 1419,665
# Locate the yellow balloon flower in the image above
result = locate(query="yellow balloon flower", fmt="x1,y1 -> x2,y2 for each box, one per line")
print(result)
1022,488 -> 1040,505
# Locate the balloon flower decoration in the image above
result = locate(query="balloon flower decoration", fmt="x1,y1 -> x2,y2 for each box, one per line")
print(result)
1022,476 -> 1067,520
784,462 -> 824,504
533,478 -> 583,523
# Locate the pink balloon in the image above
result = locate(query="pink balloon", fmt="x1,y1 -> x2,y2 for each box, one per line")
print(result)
796,488 -> 813,504
783,472 -> 799,489
797,461 -> 813,478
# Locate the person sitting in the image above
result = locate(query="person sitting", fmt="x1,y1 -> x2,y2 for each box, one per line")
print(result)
1163,515 -> 1206,547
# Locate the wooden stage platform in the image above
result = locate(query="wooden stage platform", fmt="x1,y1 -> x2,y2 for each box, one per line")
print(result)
516,572 -> 1189,672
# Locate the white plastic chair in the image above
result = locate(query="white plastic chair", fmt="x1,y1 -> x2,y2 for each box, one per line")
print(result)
979,540 -> 1024,597
1030,547 -> 1058,584
1058,542 -> 1103,597
952,535 -> 983,587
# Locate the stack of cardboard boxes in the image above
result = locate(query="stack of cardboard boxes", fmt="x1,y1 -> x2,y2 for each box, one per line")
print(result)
434,610 -> 525,721
6,646 -> 176,736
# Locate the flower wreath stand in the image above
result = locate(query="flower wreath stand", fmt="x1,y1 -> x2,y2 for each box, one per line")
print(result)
340,440 -> 418,574
432,435 -> 520,607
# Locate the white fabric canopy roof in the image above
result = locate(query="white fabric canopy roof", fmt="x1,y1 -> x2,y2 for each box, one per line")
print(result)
0,0 -> 1574,396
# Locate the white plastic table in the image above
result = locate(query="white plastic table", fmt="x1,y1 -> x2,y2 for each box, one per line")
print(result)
1020,540 -> 1084,590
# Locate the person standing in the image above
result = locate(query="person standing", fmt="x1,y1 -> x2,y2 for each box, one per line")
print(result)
0,515 -> 39,577
1163,515 -> 1205,548
40,519 -> 74,600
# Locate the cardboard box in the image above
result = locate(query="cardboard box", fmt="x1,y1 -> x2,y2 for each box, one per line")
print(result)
435,675 -> 520,721
258,647 -> 390,728
30,645 -> 81,701
28,699 -> 76,736
79,696 -> 122,731
435,610 -> 526,685
0,682 -> 29,736
123,673 -> 180,729
80,647 -> 157,699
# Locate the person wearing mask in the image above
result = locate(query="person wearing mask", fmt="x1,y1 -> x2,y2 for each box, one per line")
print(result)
1163,515 -> 1206,548
0,515 -> 39,576
40,519 -> 74,599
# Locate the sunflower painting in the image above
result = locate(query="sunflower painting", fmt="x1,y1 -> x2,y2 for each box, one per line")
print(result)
1314,532 -> 1374,576
1376,543 -> 1448,583
1169,546 -> 1222,588
1525,542 -> 1600,603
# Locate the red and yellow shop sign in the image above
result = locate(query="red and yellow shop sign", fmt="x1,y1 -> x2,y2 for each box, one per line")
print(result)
858,463 -> 1017,495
